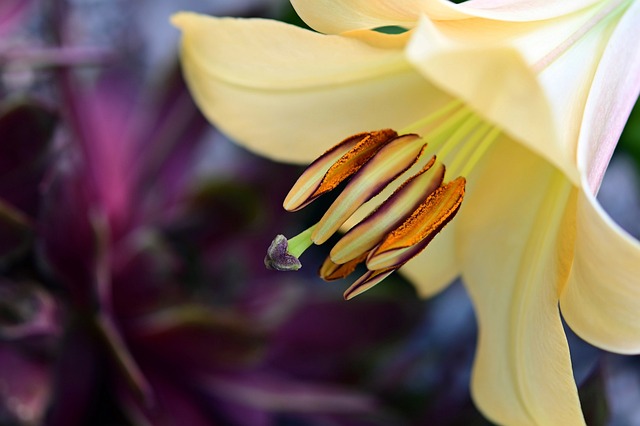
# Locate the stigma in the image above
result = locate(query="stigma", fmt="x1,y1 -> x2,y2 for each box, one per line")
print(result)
265,128 -> 467,300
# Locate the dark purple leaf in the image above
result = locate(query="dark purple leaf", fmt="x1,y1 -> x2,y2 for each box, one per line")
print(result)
0,102 -> 56,216
129,305 -> 265,373
133,65 -> 210,215
0,200 -> 30,262
118,371 -> 217,426
39,168 -> 97,308
267,299 -> 420,381
45,326 -> 102,426
203,371 -> 377,415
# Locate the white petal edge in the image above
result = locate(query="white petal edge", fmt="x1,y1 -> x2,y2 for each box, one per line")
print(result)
576,0 -> 640,192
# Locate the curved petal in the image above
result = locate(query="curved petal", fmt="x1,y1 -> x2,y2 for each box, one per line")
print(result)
407,0 -> 635,188
457,138 -> 584,426
552,2 -> 640,352
405,2 -> 604,65
576,0 -> 640,191
560,186 -> 640,354
172,12 -> 450,164
289,0 -> 599,34
406,18 -> 580,185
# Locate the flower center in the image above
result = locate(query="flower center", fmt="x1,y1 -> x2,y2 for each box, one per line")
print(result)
264,101 -> 501,299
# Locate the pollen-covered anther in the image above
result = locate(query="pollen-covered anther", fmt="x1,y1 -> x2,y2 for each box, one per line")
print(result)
366,176 -> 466,271
319,251 -> 370,281
329,156 -> 443,264
311,133 -> 426,244
283,129 -> 397,211
266,128 -> 466,301
335,175 -> 465,300
343,268 -> 395,300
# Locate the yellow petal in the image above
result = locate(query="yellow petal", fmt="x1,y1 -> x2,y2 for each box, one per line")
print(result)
406,16 -> 581,185
290,0 -> 426,34
457,138 -> 584,426
172,12 -> 450,164
560,186 -> 640,354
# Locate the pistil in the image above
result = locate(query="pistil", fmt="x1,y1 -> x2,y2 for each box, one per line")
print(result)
263,226 -> 315,271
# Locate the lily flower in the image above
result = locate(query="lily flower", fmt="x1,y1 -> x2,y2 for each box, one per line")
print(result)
173,0 -> 640,424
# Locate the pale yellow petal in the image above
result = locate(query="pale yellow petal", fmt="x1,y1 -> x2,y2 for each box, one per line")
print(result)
289,0 -> 599,34
560,186 -> 640,354
406,18 -> 580,185
457,137 -> 584,426
172,12 -> 450,164
406,0 -> 632,188
405,2 -> 604,66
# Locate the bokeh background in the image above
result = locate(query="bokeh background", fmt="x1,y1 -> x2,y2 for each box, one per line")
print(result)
1,1 -> 639,425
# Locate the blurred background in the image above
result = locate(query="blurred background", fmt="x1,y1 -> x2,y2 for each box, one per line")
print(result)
0,1 -> 639,425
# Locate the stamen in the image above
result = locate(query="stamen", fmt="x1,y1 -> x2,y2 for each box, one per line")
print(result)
329,157 -> 443,264
265,99 -> 502,299
366,177 -> 466,270
419,107 -> 474,152
401,99 -> 464,134
312,134 -> 426,244
284,129 -> 397,211
446,122 -> 493,174
319,251 -> 370,281
343,268 -> 395,300
436,114 -> 483,164
458,125 -> 502,178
